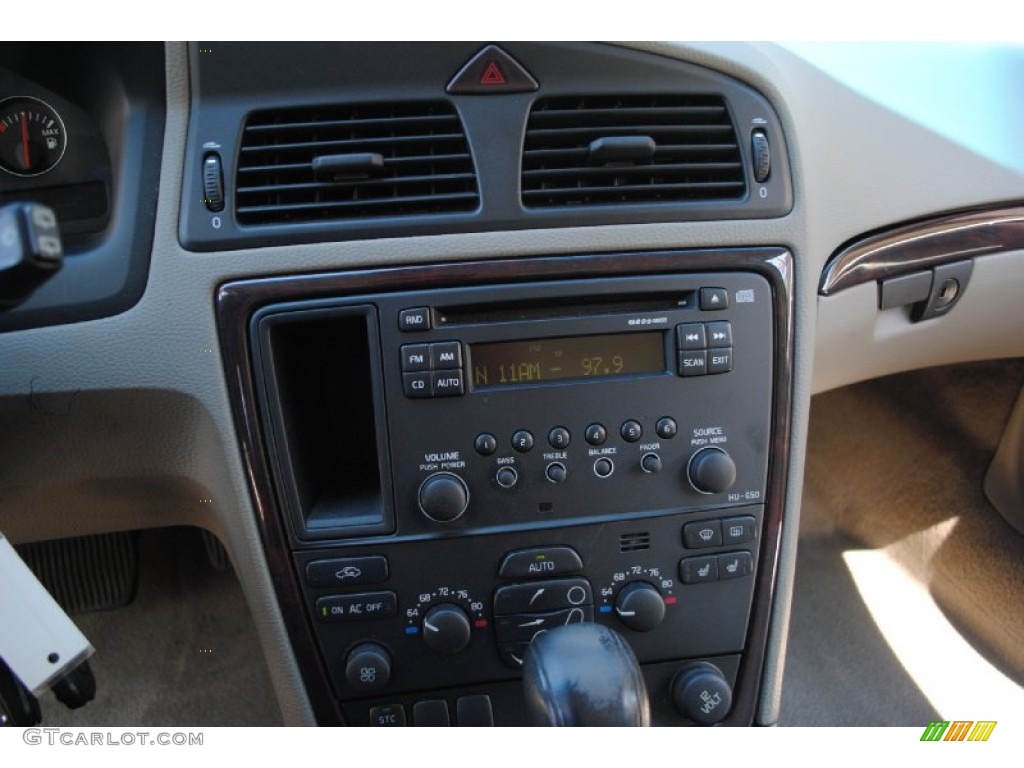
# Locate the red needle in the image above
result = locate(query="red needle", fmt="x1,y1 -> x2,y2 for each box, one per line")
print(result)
20,112 -> 30,171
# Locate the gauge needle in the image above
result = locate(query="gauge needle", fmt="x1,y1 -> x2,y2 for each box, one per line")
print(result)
20,112 -> 30,171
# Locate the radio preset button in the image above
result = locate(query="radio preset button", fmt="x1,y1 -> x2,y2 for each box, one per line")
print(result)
584,423 -> 607,446
545,462 -> 568,483
548,427 -> 571,450
403,371 -> 433,398
430,341 -> 462,369
620,420 -> 643,442
496,467 -> 519,488
399,307 -> 431,331
679,350 -> 707,377
400,344 -> 431,372
656,417 -> 678,439
593,458 -> 614,478
512,430 -> 534,452
474,433 -> 497,456
432,369 -> 465,397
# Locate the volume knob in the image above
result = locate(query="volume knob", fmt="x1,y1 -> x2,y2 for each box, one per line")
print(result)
418,472 -> 469,522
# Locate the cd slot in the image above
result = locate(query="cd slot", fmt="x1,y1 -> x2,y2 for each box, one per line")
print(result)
436,291 -> 695,326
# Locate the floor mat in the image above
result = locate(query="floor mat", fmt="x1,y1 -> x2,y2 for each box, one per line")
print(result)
37,528 -> 282,727
781,360 -> 1024,725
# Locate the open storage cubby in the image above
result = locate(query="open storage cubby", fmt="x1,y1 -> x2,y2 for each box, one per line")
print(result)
253,303 -> 393,540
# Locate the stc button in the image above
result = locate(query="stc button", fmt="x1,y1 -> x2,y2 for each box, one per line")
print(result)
683,520 -> 723,549
680,556 -> 719,584
369,704 -> 405,726
494,578 -> 593,615
499,546 -> 584,579
315,591 -> 397,622
305,556 -> 388,588
718,551 -> 753,580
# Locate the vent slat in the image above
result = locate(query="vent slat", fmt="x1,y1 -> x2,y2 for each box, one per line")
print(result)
235,101 -> 478,225
237,191 -> 479,218
522,95 -> 746,209
522,162 -> 743,180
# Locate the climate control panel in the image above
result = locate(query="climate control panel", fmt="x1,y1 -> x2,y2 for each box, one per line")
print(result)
295,506 -> 761,722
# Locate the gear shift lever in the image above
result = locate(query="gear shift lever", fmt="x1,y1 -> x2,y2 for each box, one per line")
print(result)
522,623 -> 650,726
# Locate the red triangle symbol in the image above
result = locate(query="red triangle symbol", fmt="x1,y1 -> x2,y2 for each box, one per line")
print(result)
479,61 -> 507,86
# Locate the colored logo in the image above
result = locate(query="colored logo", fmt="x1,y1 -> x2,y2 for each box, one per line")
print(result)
920,721 -> 997,742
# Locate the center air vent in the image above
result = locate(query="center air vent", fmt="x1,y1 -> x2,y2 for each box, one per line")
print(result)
236,102 -> 479,225
522,95 -> 745,208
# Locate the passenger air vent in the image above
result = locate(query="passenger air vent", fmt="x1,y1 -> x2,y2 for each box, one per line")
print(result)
522,95 -> 745,208
235,102 -> 479,225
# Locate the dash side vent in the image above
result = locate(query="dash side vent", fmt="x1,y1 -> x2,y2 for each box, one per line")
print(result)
522,94 -> 746,208
236,101 -> 479,225
619,532 -> 651,552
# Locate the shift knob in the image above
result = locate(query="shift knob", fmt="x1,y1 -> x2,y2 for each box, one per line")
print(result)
522,623 -> 650,726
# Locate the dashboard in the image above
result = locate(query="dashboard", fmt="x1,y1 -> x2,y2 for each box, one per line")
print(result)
1,41 -> 1023,727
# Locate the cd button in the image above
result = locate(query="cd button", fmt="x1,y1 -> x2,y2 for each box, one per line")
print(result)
403,372 -> 433,398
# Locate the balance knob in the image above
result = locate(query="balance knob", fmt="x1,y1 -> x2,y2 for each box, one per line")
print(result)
614,582 -> 666,632
418,472 -> 469,522
422,603 -> 472,654
686,447 -> 737,495
671,662 -> 732,725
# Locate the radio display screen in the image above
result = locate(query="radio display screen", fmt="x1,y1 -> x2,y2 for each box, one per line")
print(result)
470,332 -> 665,388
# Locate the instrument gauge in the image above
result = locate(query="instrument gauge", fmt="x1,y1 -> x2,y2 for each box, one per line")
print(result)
0,97 -> 67,177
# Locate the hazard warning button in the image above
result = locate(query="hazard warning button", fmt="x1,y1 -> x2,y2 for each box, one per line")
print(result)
447,44 -> 539,94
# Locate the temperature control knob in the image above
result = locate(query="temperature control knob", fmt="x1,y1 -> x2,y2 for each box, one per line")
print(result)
422,603 -> 472,654
418,472 -> 469,522
686,448 -> 737,495
614,582 -> 666,632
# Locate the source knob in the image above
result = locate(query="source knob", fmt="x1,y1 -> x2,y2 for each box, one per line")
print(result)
614,582 -> 666,632
345,642 -> 392,692
671,662 -> 732,725
686,447 -> 737,495
422,603 -> 472,654
418,472 -> 469,522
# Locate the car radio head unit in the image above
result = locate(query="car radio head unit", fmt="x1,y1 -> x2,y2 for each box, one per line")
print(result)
222,249 -> 793,726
